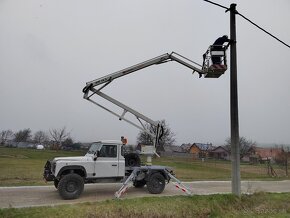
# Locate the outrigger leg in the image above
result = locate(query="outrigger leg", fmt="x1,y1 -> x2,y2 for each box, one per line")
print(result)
166,171 -> 192,196
115,168 -> 138,199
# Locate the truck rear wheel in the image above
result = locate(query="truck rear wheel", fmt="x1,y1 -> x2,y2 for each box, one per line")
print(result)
58,173 -> 84,200
133,180 -> 146,188
147,173 -> 165,194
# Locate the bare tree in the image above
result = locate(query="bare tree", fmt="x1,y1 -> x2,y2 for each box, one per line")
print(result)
136,120 -> 175,152
224,136 -> 256,159
33,130 -> 49,145
14,129 -> 32,143
62,137 -> 74,149
49,127 -> 70,150
0,130 -> 13,145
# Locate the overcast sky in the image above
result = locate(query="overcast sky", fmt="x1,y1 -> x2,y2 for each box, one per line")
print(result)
0,0 -> 289,146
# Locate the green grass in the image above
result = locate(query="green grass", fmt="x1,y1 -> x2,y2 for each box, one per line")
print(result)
151,156 -> 283,181
0,147 -> 84,186
0,193 -> 289,217
0,147 -> 287,186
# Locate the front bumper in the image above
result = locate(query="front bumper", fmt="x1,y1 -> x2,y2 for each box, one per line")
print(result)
43,160 -> 55,181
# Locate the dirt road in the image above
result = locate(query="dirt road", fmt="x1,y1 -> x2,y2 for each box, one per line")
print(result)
1,180 -> 290,208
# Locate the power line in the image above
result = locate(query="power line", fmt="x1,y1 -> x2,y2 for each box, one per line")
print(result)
203,0 -> 290,49
203,0 -> 228,10
237,12 -> 290,49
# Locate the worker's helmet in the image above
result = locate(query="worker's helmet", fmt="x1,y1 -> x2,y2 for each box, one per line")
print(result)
223,35 -> 228,39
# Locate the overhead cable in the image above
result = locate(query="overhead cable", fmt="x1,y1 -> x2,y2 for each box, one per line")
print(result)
203,0 -> 228,10
203,0 -> 290,49
237,12 -> 290,49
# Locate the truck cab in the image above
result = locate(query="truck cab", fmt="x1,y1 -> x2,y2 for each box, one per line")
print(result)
85,140 -> 125,178
44,140 -> 125,184
44,140 -> 128,199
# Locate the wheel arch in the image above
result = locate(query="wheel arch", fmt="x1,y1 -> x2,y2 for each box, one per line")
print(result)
57,165 -> 87,179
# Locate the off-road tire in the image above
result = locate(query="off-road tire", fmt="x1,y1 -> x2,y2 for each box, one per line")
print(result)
133,179 -> 146,188
54,179 -> 59,189
146,173 -> 165,194
58,173 -> 84,200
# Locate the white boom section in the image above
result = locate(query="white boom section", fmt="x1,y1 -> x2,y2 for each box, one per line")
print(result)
83,52 -> 204,94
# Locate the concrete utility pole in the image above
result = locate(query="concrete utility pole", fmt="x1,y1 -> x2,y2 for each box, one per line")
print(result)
229,3 -> 241,196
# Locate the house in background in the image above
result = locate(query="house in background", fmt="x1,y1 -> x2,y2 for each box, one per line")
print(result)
180,143 -> 192,152
188,143 -> 201,157
161,145 -> 192,157
248,147 -> 283,163
161,143 -> 213,158
188,144 -> 201,159
209,146 -> 230,160
186,143 -> 214,159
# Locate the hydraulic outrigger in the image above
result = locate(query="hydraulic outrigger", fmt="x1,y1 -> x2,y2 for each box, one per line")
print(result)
83,46 -> 228,164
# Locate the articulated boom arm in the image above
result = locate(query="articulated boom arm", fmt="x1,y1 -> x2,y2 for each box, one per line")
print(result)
83,52 -> 204,96
83,50 -> 227,154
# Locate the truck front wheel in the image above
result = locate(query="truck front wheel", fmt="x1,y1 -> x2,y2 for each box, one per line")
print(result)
147,173 -> 165,194
58,173 -> 84,200
54,179 -> 59,189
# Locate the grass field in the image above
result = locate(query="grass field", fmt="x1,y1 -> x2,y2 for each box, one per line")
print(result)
151,156 -> 285,181
0,146 -> 287,186
0,147 -> 85,186
0,192 -> 289,217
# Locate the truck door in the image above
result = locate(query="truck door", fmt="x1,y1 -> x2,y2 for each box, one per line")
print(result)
94,144 -> 119,177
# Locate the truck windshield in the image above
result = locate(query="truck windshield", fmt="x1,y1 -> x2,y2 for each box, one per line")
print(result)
87,142 -> 102,154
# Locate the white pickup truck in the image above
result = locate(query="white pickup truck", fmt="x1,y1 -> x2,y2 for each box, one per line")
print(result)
43,140 -> 180,200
